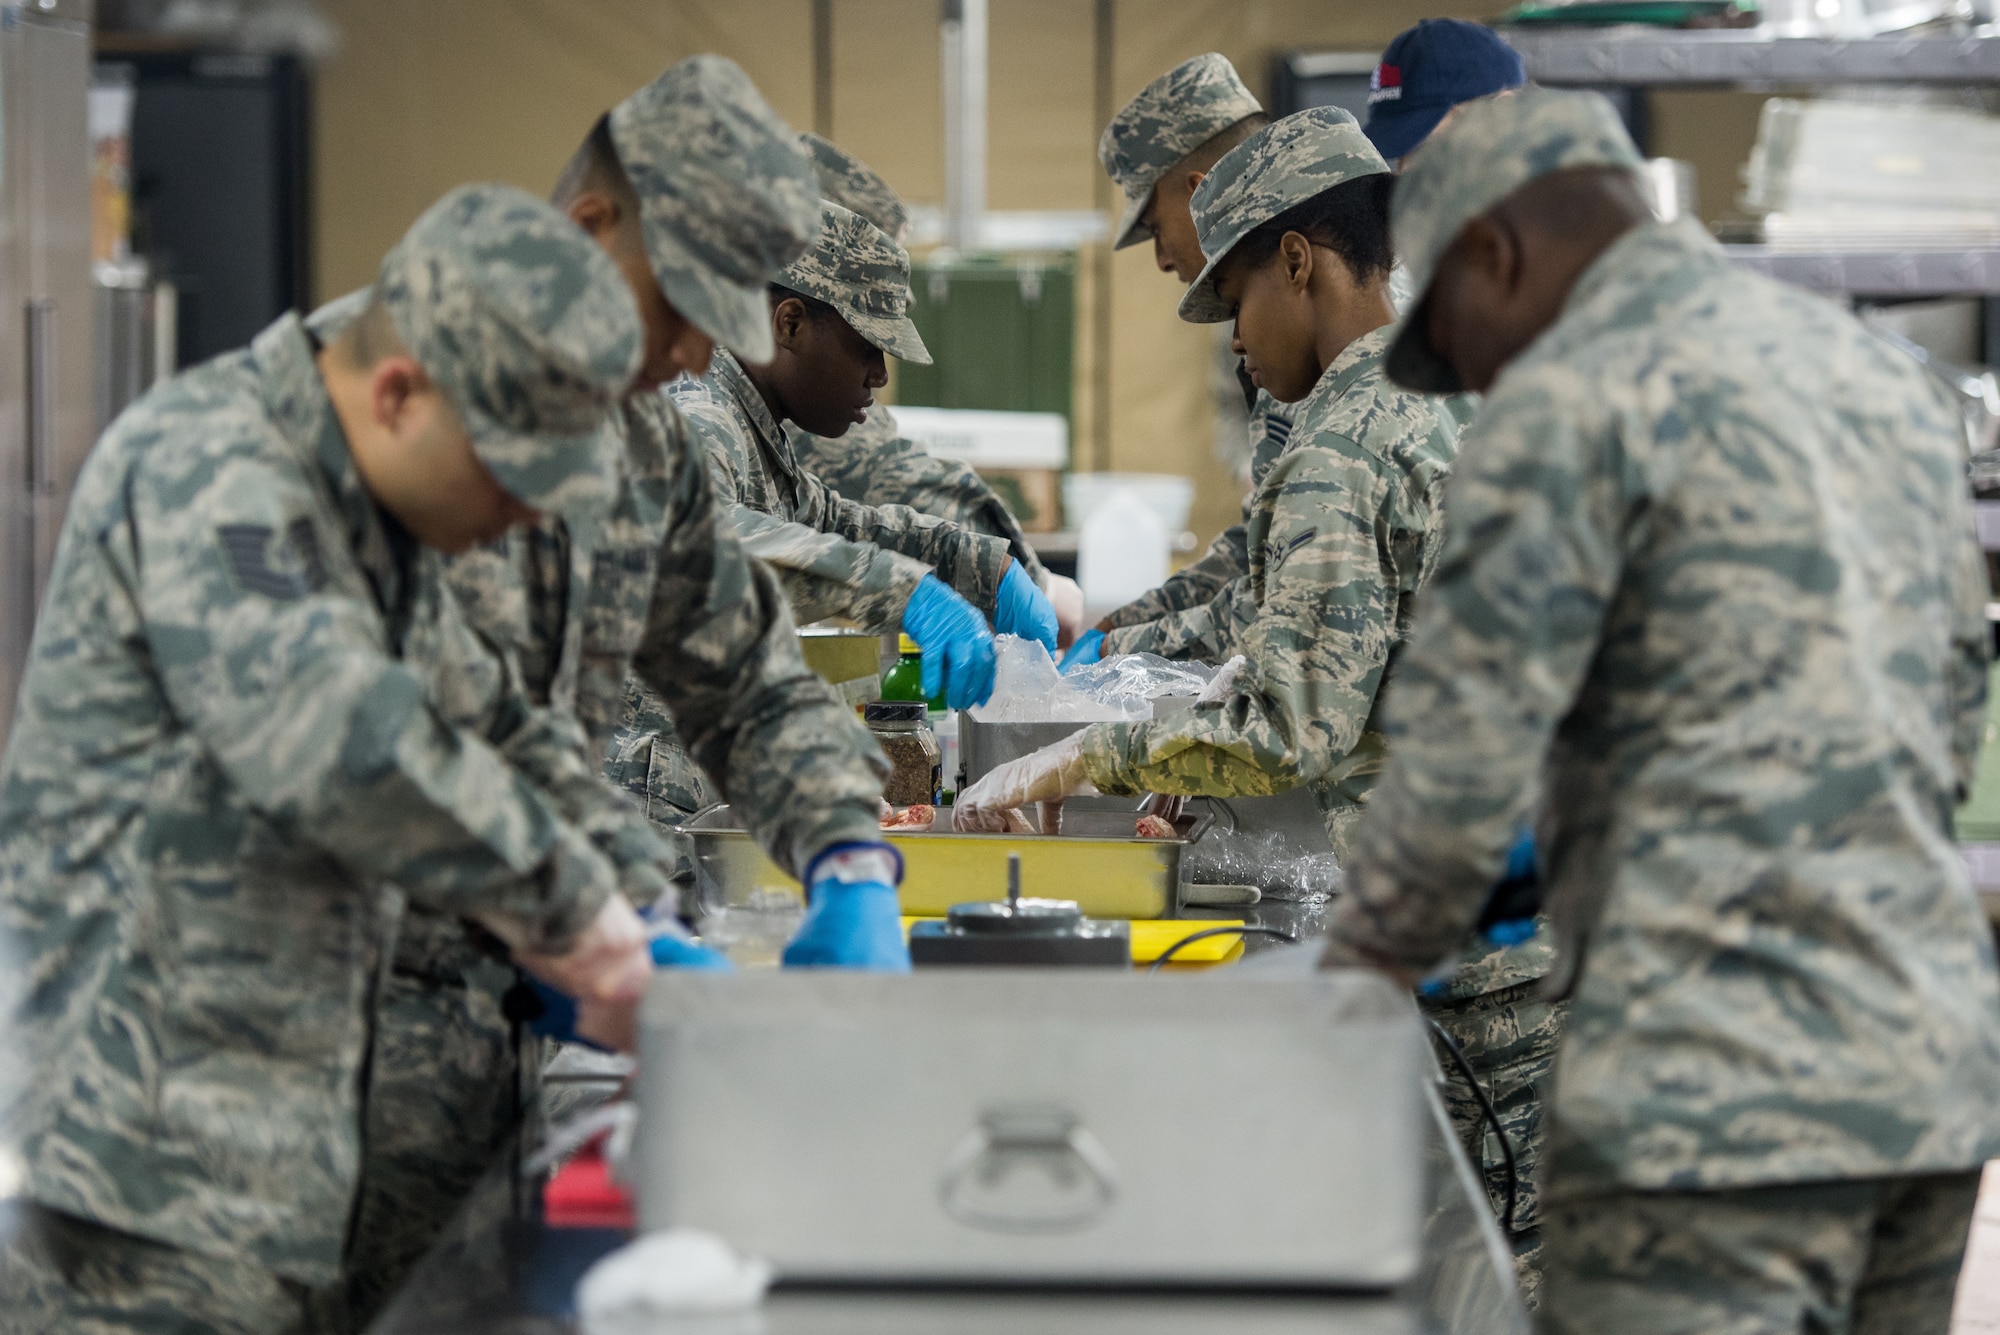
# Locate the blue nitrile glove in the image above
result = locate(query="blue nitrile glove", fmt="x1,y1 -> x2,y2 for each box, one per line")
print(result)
783,842 -> 911,971
1475,828 -> 1542,947
901,573 -> 997,710
994,561 -> 1059,653
1059,628 -> 1105,673
527,929 -> 731,1047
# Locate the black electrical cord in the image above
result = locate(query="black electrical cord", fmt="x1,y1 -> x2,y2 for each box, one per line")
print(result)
1147,924 -> 1298,973
1426,1016 -> 1520,1238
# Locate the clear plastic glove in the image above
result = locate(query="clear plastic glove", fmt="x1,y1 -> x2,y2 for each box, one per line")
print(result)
1058,628 -> 1105,673
953,733 -> 1093,832
515,893 -> 652,1010
1043,572 -> 1085,648
901,573 -> 997,710
783,843 -> 911,971
531,924 -> 733,1052
994,561 -> 1059,653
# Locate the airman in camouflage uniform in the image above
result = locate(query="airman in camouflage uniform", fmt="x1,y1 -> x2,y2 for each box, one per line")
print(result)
967,103 -> 1561,1291
0,184 -> 654,1333
1092,53 -> 1297,661
313,60 -> 896,1321
788,134 -> 1048,581
671,202 -> 1013,633
1323,88 -> 2000,1334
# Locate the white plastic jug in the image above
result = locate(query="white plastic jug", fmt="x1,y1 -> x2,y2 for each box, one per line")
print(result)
1077,486 -> 1169,620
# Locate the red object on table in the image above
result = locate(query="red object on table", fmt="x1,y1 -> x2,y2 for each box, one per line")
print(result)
542,1139 -> 635,1230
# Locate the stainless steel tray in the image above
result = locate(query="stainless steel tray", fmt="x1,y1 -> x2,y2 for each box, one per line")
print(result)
679,798 -> 1211,920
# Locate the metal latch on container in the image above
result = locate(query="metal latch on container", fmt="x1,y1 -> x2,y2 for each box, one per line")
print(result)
938,1104 -> 1118,1234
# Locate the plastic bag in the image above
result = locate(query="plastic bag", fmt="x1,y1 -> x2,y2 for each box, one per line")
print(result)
969,637 -> 1218,724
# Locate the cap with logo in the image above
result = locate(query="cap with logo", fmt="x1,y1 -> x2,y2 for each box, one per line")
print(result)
609,55 -> 821,364
776,201 -> 931,365
1363,19 -> 1526,163
1176,105 -> 1390,325
1098,53 -> 1263,251
1386,87 -> 1644,393
801,132 -> 909,244
375,182 -> 643,518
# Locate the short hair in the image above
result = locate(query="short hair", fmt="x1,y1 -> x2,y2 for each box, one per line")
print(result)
768,284 -> 841,325
337,297 -> 407,369
550,112 -> 641,213
1176,112 -> 1273,176
1225,172 -> 1396,285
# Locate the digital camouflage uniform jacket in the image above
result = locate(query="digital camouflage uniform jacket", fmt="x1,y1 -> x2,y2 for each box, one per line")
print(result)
0,317 -> 627,1285
1331,219 -> 2000,1199
1075,325 -> 1454,860
790,405 -> 1047,583
672,350 -> 1013,632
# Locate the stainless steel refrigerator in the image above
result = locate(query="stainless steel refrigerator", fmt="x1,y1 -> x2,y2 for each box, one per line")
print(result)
0,0 -> 94,754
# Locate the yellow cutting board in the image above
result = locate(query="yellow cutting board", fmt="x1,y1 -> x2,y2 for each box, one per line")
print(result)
900,917 -> 1247,967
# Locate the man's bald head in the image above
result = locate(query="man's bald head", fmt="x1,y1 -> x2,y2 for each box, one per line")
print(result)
1423,166 -> 1653,393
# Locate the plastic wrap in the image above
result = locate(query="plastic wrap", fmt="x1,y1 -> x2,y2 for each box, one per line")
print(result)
969,636 -> 1218,724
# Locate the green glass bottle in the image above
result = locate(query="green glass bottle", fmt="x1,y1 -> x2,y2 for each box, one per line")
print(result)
880,634 -> 928,702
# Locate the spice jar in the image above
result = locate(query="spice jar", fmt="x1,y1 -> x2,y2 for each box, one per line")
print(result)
865,700 -> 942,807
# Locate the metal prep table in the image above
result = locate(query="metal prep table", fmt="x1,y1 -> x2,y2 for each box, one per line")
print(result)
366,1049 -> 1527,1335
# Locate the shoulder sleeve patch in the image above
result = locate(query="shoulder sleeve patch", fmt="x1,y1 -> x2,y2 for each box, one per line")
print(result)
218,517 -> 329,600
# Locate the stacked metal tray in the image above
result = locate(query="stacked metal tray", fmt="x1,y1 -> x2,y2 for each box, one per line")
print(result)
679,798 -> 1210,920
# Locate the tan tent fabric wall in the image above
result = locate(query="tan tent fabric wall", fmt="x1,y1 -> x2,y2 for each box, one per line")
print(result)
313,1 -> 1602,548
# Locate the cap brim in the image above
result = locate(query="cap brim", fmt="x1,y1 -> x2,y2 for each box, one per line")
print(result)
638,200 -> 776,364
1112,190 -> 1152,250
467,412 -> 621,519
845,308 -> 932,365
1384,292 -> 1464,395
1176,245 -> 1234,324
1364,102 -> 1453,164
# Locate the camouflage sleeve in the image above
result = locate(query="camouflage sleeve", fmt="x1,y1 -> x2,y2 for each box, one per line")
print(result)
127,458 -> 610,952
1948,493 -> 1993,799
679,381 -> 931,633
628,412 -> 887,878
727,504 -> 930,634
1100,567 -> 1262,662
1077,442 -> 1396,798
793,413 -> 1049,582
1326,385 -> 1626,975
1097,521 -> 1249,632
785,463 -> 1013,615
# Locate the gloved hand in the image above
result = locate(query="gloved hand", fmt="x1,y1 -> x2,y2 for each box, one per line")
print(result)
994,561 -> 1059,653
901,573 -> 997,710
514,893 -> 652,1012
783,842 -> 911,971
1058,628 -> 1104,673
953,733 -> 1094,831
528,923 -> 733,1051
1043,572 -> 1085,648
1475,828 -> 1542,947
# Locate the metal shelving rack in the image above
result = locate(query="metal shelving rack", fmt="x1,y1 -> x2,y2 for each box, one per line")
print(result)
1514,24 -> 2000,297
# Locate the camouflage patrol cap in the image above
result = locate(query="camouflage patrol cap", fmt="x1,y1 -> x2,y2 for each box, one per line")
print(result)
609,55 -> 821,364
375,183 -> 641,518
776,201 -> 932,365
801,132 -> 909,243
1177,106 -> 1390,324
1386,87 -> 1643,392
1099,53 -> 1263,251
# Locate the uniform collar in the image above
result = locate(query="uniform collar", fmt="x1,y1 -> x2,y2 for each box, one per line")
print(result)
1559,216 -> 1723,325
1294,322 -> 1395,426
249,312 -> 415,623
711,349 -> 790,461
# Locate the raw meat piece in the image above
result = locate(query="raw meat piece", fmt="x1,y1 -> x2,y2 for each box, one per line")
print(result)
880,803 -> 935,830
1134,814 -> 1175,840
